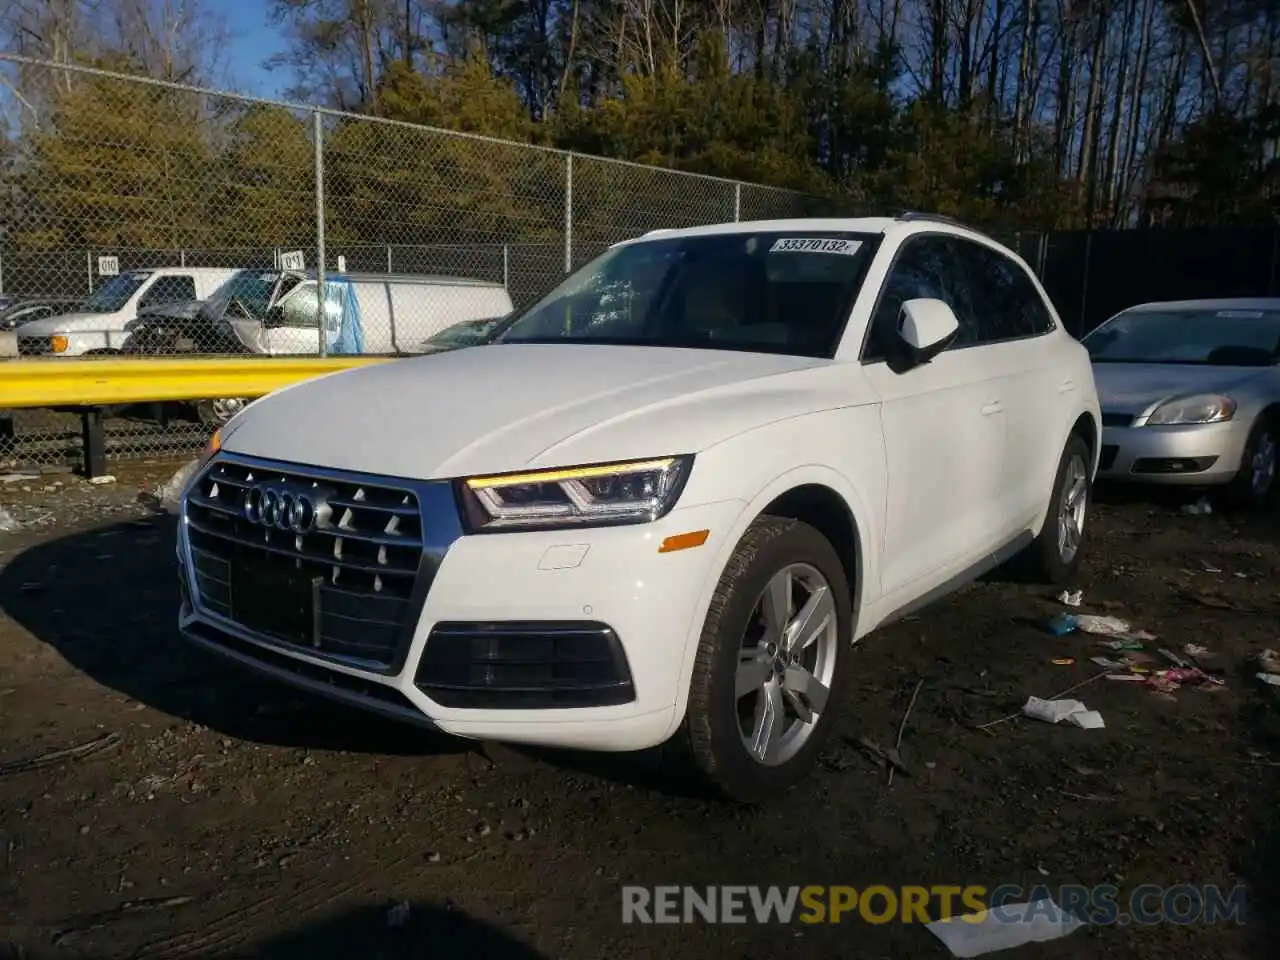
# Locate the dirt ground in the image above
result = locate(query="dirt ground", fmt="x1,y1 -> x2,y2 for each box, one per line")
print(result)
1,464 -> 1278,960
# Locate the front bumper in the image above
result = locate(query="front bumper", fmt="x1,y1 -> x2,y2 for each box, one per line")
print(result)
1097,420 -> 1248,484
178,452 -> 742,752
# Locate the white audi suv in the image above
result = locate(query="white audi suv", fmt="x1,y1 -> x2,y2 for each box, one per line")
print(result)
178,214 -> 1101,802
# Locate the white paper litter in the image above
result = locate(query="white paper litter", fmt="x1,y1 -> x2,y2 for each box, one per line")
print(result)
1056,589 -> 1082,607
88,475 -> 117,485
1258,673 -> 1280,687
926,898 -> 1087,958
1072,615 -> 1130,637
1070,710 -> 1106,729
0,507 -> 19,533
1022,696 -> 1105,728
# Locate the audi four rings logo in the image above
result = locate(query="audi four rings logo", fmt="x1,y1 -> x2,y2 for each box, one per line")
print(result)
243,483 -> 321,533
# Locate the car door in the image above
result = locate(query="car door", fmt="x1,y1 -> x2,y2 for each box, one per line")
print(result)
951,238 -> 1063,535
271,281 -> 347,354
861,234 -> 1008,602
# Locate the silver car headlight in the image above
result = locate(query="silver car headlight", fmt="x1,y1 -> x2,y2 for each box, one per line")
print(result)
1145,394 -> 1237,426
459,456 -> 693,531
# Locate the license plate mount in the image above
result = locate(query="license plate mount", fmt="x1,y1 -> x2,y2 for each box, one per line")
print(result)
230,553 -> 321,646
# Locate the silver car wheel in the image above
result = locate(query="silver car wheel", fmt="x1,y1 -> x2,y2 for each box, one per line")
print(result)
736,563 -> 839,767
1057,453 -> 1088,564
1250,428 -> 1276,496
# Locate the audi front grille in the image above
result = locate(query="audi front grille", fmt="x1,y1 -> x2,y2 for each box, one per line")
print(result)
183,456 -> 436,671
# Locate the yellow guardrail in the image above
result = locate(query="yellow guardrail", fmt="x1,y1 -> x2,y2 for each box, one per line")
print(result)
0,356 -> 393,409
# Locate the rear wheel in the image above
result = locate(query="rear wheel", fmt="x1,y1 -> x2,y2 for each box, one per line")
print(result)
1021,434 -> 1091,584
681,517 -> 852,804
1225,416 -> 1277,509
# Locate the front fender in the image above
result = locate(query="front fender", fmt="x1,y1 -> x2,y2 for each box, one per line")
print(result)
659,406 -> 885,741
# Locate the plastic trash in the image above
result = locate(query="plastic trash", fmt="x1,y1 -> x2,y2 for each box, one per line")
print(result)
1181,498 -> 1212,515
1022,696 -> 1105,728
154,460 -> 198,514
1073,615 -> 1130,637
1046,613 -> 1078,635
926,898 -> 1087,958
1257,650 -> 1280,675
1056,589 -> 1083,607
1259,674 -> 1280,687
88,475 -> 117,485
0,507 -> 19,533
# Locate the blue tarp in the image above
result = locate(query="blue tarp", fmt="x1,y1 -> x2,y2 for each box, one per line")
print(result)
326,276 -> 366,355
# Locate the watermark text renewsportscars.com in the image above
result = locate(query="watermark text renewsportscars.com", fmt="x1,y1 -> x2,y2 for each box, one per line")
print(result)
621,884 -> 1248,926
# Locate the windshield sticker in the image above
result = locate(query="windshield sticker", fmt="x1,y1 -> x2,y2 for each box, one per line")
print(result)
769,237 -> 863,256
258,272 -> 280,282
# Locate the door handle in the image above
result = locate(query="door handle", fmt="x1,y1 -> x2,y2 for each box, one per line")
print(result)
1058,378 -> 1076,393
981,400 -> 1003,416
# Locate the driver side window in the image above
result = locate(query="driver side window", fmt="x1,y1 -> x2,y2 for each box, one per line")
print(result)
863,236 -> 976,361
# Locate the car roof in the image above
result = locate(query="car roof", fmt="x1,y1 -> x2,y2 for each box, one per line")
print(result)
621,214 -> 1007,249
1125,297 -> 1280,313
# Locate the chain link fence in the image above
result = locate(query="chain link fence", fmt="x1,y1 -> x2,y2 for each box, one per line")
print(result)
0,54 -> 822,471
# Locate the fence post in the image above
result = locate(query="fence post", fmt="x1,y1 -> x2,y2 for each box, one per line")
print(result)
313,110 -> 328,358
503,244 -> 510,291
1269,225 -> 1279,297
180,249 -> 186,267
86,251 -> 94,293
734,183 -> 741,222
564,153 -> 573,275
387,244 -> 392,274
1079,232 -> 1093,337
0,250 -> 5,295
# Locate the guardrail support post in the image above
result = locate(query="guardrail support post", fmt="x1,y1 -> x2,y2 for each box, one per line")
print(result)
80,409 -> 106,479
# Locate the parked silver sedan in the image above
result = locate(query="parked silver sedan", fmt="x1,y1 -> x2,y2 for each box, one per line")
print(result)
1083,298 -> 1279,505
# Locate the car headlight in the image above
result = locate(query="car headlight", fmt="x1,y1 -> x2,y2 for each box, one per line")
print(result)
459,456 -> 693,531
1145,394 -> 1237,426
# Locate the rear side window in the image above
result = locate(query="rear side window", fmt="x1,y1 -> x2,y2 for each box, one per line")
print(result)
140,275 -> 197,308
954,240 -> 1055,341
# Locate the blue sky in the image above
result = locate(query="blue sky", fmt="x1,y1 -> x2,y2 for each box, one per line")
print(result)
208,0 -> 291,100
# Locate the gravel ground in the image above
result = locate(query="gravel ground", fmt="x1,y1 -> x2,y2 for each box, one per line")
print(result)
0,466 -> 1278,960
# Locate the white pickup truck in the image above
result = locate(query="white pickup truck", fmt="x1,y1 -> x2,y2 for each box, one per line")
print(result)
178,215 -> 1100,802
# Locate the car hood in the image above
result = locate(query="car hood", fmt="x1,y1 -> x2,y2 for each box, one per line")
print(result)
1092,362 -> 1269,416
136,300 -> 204,322
15,311 -> 114,335
221,343 -> 854,479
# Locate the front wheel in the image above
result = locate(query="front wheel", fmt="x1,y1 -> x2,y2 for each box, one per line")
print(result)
681,517 -> 852,804
1021,434 -> 1092,584
1225,416 -> 1277,509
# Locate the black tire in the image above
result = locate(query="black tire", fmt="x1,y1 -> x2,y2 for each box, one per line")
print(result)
680,516 -> 853,804
1021,433 -> 1092,584
1224,415 -> 1278,509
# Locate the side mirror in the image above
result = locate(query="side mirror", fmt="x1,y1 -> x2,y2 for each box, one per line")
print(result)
897,298 -> 959,364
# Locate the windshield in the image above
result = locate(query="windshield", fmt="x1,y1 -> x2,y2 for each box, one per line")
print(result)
495,231 -> 877,358
427,316 -> 506,347
1084,308 -> 1280,366
204,270 -> 303,322
81,272 -> 151,313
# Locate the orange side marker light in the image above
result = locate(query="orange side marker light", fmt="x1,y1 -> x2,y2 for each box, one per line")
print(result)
659,529 -> 710,553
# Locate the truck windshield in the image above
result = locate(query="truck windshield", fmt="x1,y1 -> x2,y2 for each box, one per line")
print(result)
495,231 -> 878,358
82,272 -> 151,313
204,270 -> 303,322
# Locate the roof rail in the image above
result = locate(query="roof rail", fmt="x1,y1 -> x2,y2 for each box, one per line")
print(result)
894,211 -> 980,231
